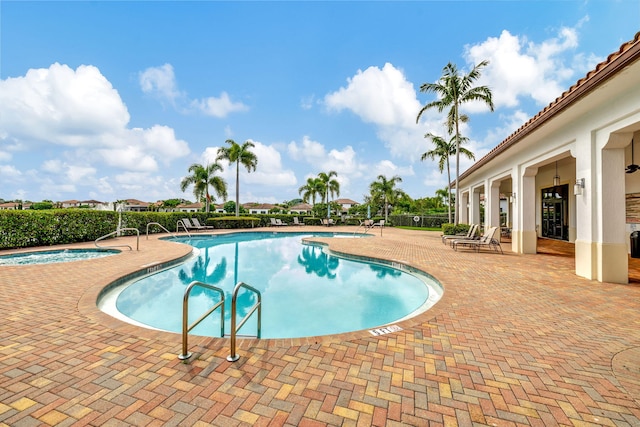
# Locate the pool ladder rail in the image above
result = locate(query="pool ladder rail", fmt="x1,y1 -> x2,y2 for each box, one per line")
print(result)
146,222 -> 179,239
178,281 -> 262,363
95,227 -> 140,251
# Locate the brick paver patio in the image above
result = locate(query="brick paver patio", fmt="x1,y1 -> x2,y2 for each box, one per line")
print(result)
1,227 -> 640,426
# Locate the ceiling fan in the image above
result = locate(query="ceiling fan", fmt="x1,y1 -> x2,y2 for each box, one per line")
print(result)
627,138 -> 639,174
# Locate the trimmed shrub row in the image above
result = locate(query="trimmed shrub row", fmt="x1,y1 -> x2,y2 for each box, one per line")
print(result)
0,210 -> 381,249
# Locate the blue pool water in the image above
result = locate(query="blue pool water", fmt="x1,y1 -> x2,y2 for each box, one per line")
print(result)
101,232 -> 442,339
0,248 -> 119,265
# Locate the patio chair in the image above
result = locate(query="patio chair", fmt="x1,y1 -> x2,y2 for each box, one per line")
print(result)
180,218 -> 206,232
372,219 -> 385,228
191,218 -> 213,230
442,224 -> 478,245
293,217 -> 306,226
452,226 -> 503,254
275,219 -> 288,226
269,218 -> 279,227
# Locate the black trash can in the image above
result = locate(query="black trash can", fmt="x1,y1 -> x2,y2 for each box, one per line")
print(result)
631,231 -> 640,258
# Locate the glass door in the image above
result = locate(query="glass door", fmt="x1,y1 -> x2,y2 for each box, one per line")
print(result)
541,184 -> 568,241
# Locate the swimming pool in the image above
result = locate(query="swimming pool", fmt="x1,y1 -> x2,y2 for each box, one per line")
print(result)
0,248 -> 120,265
99,232 -> 442,339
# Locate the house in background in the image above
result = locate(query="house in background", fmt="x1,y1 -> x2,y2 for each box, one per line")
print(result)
176,202 -> 203,213
0,202 -> 20,210
289,203 -> 312,215
121,199 -> 150,212
243,203 -> 275,215
60,200 -> 80,208
334,198 -> 359,213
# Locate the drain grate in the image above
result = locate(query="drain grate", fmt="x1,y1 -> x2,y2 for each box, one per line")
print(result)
369,324 -> 403,336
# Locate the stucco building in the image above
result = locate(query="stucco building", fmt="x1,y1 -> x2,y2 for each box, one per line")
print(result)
456,31 -> 640,284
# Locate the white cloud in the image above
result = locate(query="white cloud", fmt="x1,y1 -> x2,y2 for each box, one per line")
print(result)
0,63 -> 189,176
464,24 -> 596,108
373,160 -> 414,179
287,136 -> 364,178
139,63 -> 183,103
0,63 -> 130,145
0,150 -> 11,162
140,64 -> 249,118
323,63 -> 445,163
0,164 -> 22,179
324,63 -> 421,127
288,135 -> 326,161
242,141 -> 297,187
135,125 -> 190,164
300,95 -> 315,110
191,92 -> 249,118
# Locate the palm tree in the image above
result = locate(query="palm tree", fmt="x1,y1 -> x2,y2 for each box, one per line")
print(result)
318,171 -> 340,221
434,188 -> 448,209
180,162 -> 227,213
216,139 -> 258,217
421,133 -> 474,223
369,175 -> 406,223
298,177 -> 324,213
416,60 -> 494,225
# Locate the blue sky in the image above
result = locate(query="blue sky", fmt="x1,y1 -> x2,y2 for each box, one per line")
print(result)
1,1 -> 639,205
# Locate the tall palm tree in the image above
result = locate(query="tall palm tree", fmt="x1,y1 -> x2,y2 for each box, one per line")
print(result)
435,187 -> 449,209
298,177 -> 324,212
421,133 -> 474,223
416,60 -> 494,224
369,175 -> 406,223
318,171 -> 340,221
216,139 -> 258,217
180,162 -> 227,213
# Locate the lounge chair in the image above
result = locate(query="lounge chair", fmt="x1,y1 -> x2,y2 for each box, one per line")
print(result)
293,217 -> 306,226
322,218 -> 335,226
442,224 -> 478,245
359,219 -> 374,230
372,219 -> 385,227
269,218 -> 279,227
452,226 -> 503,254
275,219 -> 288,226
179,218 -> 207,232
191,218 -> 213,230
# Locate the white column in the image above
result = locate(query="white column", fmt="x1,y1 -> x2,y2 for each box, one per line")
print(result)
519,169 -> 538,254
510,169 -> 519,253
598,143 -> 628,283
459,191 -> 469,224
574,133 -> 595,280
487,180 -> 501,228
471,188 -> 481,226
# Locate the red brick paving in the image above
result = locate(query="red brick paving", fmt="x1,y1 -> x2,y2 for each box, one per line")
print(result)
1,227 -> 640,426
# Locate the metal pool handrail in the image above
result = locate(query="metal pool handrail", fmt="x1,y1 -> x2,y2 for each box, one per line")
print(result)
146,222 -> 177,239
178,281 -> 225,360
176,219 -> 191,237
95,228 -> 139,251
227,282 -> 262,362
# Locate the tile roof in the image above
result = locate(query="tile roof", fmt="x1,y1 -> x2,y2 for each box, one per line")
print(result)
459,31 -> 640,183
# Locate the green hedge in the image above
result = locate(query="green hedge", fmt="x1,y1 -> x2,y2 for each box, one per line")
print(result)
207,216 -> 260,229
441,223 -> 472,236
0,210 -> 337,249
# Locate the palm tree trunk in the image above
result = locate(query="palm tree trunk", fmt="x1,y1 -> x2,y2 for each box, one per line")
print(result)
454,103 -> 460,226
384,194 -> 388,222
446,157 -> 452,224
235,161 -> 240,217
